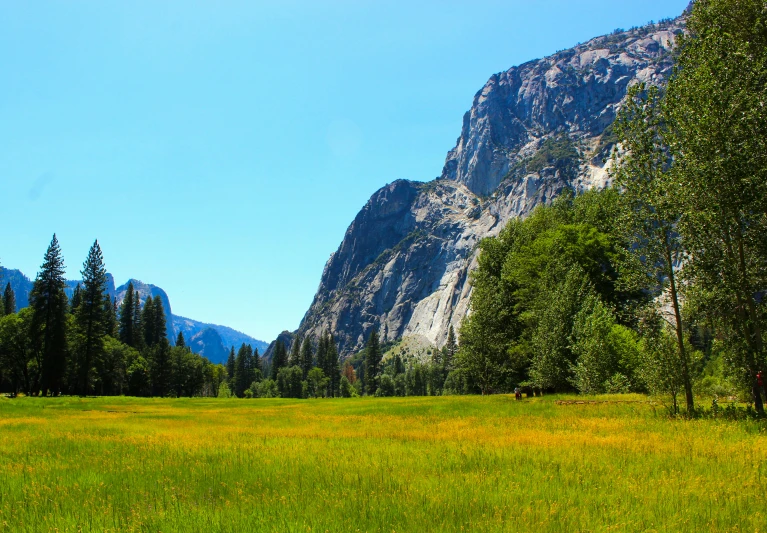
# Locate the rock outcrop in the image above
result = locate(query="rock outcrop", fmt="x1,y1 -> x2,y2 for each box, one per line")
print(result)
297,16 -> 685,356
188,327 -> 229,364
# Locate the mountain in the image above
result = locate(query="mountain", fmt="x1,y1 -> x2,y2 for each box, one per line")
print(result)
187,327 -> 230,365
173,315 -> 269,358
0,268 -> 268,361
296,15 -> 686,357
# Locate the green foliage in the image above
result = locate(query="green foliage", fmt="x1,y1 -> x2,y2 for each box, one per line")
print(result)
257,379 -> 278,398
3,283 -> 16,315
306,367 -> 329,398
277,365 -> 304,398
375,374 -> 395,397
364,330 -> 382,395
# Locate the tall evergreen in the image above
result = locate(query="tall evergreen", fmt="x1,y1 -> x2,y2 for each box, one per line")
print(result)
3,283 -> 16,315
152,295 -> 167,345
103,294 -> 117,338
150,338 -> 172,397
132,293 -> 144,351
141,295 -> 156,348
176,331 -> 186,349
233,343 -> 253,397
289,335 -> 302,367
226,346 -> 236,381
326,332 -> 340,397
70,283 -> 83,312
30,234 -> 69,396
75,240 -> 109,396
118,282 -> 136,347
270,340 -> 288,380
252,348 -> 262,375
364,330 -> 382,396
300,336 -> 313,379
444,326 -> 457,373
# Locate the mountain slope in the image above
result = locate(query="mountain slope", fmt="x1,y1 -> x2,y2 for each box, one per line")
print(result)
297,16 -> 685,357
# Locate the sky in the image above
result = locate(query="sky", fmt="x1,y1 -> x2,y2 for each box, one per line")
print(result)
0,0 -> 691,343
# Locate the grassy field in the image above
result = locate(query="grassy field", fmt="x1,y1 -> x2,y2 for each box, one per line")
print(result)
0,395 -> 765,532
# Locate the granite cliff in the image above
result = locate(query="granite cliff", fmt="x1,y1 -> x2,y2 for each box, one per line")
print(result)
297,16 -> 685,356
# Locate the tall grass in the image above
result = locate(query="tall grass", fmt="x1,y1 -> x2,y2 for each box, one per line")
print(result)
0,394 -> 764,532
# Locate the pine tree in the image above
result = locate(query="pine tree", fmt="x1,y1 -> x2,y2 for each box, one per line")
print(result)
132,293 -> 144,352
234,343 -> 252,397
326,332 -> 340,397
300,336 -> 313,379
103,294 -> 117,338
152,295 -> 167,345
30,234 -> 69,396
141,295 -> 156,348
270,340 -> 288,380
176,331 -> 186,349
289,335 -> 302,367
70,283 -> 82,312
364,330 -> 381,396
226,347 -> 236,381
118,282 -> 136,347
252,348 -> 262,375
444,326 -> 457,373
150,338 -> 173,397
3,283 -> 16,315
75,240 -> 108,396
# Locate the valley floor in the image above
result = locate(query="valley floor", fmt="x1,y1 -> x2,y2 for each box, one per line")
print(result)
0,395 -> 764,532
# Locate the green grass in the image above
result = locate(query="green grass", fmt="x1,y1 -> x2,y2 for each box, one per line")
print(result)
0,394 -> 765,532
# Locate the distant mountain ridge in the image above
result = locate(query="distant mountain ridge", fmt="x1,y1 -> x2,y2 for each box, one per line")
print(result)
0,268 -> 267,364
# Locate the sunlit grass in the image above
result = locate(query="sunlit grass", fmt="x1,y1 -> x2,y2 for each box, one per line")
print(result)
0,394 -> 764,532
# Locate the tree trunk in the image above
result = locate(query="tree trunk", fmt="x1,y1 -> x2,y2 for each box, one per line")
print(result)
666,243 -> 695,414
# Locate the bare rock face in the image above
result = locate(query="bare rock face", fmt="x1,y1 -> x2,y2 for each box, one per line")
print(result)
298,17 -> 685,357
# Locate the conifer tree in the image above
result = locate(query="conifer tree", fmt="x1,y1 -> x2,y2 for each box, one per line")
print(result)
132,293 -> 144,351
3,283 -> 16,315
252,348 -> 262,375
30,234 -> 69,396
150,338 -> 172,397
226,347 -> 236,381
176,331 -> 186,349
326,332 -> 340,397
234,343 -> 252,397
70,283 -> 82,312
118,282 -> 136,347
141,295 -> 156,348
444,326 -> 457,373
270,340 -> 288,380
300,336 -> 313,379
289,335 -> 302,367
75,240 -> 108,396
103,294 -> 117,338
152,295 -> 167,345
364,330 -> 381,396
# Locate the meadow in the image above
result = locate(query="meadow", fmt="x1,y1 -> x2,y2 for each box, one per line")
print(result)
0,395 -> 765,532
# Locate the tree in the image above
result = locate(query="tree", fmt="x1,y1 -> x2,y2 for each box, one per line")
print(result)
325,333 -> 340,397
613,83 -> 695,413
443,326 -> 457,373
176,331 -> 186,349
132,291 -> 144,352
276,365 -> 304,398
226,346 -> 236,381
289,335 -> 302,367
152,295 -> 167,345
118,282 -> 137,347
30,234 -> 69,396
233,343 -> 253,397
664,0 -> 767,409
3,283 -> 16,315
0,309 -> 36,395
141,295 -> 156,348
150,338 -> 173,397
306,367 -> 329,398
70,284 -> 82,312
270,340 -> 288,380
364,330 -> 382,395
74,240 -> 109,396
300,336 -> 313,379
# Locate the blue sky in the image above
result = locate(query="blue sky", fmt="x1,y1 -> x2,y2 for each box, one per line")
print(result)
1,0 -> 690,342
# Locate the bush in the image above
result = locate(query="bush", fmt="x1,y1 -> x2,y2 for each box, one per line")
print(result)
257,379 -> 278,398
376,374 -> 395,397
